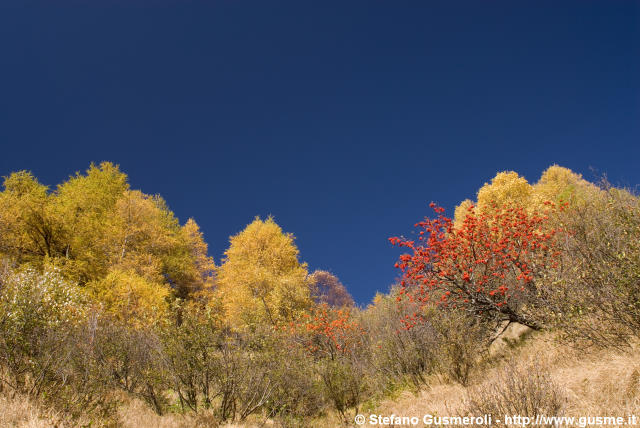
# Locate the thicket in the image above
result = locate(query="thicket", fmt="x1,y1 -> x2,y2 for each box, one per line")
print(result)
0,163 -> 639,425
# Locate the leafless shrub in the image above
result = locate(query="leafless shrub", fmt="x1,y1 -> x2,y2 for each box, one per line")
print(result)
433,309 -> 488,386
463,359 -> 566,427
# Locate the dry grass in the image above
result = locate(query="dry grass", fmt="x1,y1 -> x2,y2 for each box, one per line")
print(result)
0,393 -> 57,428
356,331 -> 640,427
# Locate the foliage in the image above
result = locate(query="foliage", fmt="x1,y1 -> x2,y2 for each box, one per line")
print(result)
0,267 -> 119,421
553,183 -> 640,348
362,290 -> 487,389
532,165 -> 599,208
0,171 -> 63,265
298,303 -> 365,359
3,162 -> 640,426
0,267 -> 85,390
432,308 -> 487,386
360,291 -> 439,390
454,166 -> 597,226
0,162 -> 214,324
216,216 -> 312,328
476,171 -> 533,213
390,202 -> 562,330
88,314 -> 169,415
316,355 -> 368,423
88,269 -> 170,327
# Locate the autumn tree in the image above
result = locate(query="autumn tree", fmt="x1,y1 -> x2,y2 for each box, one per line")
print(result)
532,165 -> 599,209
296,304 -> 364,359
453,166 -> 599,228
169,218 -> 216,299
476,171 -> 533,213
216,216 -> 313,328
0,171 -> 64,264
54,162 -> 130,282
308,270 -> 354,308
88,269 -> 170,327
0,163 -> 215,323
391,202 -> 561,330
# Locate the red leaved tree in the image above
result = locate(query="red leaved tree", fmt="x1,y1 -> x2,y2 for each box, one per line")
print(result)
390,202 -> 563,330
291,304 -> 365,360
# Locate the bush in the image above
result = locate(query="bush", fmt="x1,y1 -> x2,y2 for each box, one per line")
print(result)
553,184 -> 640,349
317,354 -> 368,423
361,292 -> 440,391
463,359 -> 566,427
262,336 -> 326,426
0,266 -> 120,422
162,300 -> 223,413
362,291 -> 489,390
163,301 -> 326,425
89,315 -> 168,415
432,309 -> 488,386
285,303 -> 370,422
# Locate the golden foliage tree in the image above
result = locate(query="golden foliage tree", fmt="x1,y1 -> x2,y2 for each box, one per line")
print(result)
171,218 -> 216,298
216,217 -> 312,328
89,269 -> 170,327
476,171 -> 533,212
0,171 -> 64,264
532,164 -> 599,208
54,162 -> 130,281
0,162 -> 215,324
454,166 -> 602,227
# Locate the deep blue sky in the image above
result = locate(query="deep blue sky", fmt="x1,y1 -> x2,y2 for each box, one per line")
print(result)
1,2 -> 638,304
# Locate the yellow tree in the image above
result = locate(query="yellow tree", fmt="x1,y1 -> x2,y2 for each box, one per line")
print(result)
172,218 -> 216,298
453,166 -> 600,227
216,217 -> 312,328
1,162 -> 215,315
54,162 -> 129,282
453,171 -> 533,227
532,164 -> 599,209
0,171 -> 64,265
476,171 -> 533,212
111,190 -> 180,281
88,269 -> 170,327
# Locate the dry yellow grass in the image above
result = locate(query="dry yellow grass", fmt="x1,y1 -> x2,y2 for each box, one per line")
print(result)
0,393 -> 57,428
358,332 -> 640,427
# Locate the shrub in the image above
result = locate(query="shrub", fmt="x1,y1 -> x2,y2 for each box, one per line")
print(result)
362,290 -> 488,390
317,355 -> 368,423
432,309 -> 487,386
88,314 -> 168,415
0,267 -> 120,422
361,292 -> 440,391
163,301 -> 324,424
551,185 -> 640,349
286,303 -> 369,422
261,334 -> 326,426
162,300 -> 223,413
463,359 -> 566,427
0,267 -> 83,392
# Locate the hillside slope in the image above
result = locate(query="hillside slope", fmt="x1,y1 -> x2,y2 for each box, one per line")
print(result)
4,332 -> 638,427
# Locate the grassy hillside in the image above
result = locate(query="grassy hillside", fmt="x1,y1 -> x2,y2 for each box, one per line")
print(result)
4,330 -> 639,427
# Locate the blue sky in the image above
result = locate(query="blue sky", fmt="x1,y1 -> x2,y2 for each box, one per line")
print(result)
1,1 -> 638,304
